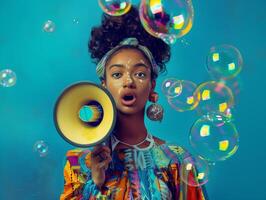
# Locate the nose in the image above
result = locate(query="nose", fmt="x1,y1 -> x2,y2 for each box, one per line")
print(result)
123,74 -> 135,88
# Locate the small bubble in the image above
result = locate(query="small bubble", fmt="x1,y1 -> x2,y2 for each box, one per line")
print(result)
207,44 -> 243,79
33,140 -> 49,157
0,69 -> 17,87
98,0 -> 132,16
43,20 -> 56,33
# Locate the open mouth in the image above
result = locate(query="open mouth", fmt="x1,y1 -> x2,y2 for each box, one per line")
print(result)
121,94 -> 136,105
123,95 -> 134,101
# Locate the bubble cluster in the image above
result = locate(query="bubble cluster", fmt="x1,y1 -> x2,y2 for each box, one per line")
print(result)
163,44 -> 242,169
180,155 -> 209,187
189,113 -> 239,162
0,69 -> 17,87
139,0 -> 194,44
98,0 -> 132,16
43,20 -> 56,33
33,140 -> 49,157
206,44 -> 243,79
194,81 -> 234,116
167,80 -> 199,112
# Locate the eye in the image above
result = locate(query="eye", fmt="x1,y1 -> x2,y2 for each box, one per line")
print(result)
135,72 -> 146,78
111,72 -> 122,79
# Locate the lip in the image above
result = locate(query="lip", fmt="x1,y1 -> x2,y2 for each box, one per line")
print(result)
121,96 -> 136,106
120,92 -> 137,106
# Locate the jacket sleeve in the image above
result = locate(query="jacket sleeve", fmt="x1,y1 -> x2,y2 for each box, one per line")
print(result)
60,149 -> 101,200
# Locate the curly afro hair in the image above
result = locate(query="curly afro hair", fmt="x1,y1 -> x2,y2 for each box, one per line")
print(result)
88,6 -> 171,78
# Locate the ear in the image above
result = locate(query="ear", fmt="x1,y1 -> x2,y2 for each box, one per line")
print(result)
151,79 -> 156,91
149,80 -> 158,103
101,80 -> 107,88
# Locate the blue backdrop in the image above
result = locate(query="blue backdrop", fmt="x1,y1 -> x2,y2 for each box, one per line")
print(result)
0,0 -> 265,199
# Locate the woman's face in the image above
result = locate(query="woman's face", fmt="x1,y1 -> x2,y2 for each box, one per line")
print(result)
102,48 -> 156,115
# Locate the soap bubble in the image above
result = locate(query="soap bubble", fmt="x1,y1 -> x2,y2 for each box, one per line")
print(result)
168,80 -> 199,112
194,81 -> 234,116
98,0 -> 132,16
33,140 -> 49,157
180,155 -> 210,187
43,20 -> 56,32
161,78 -> 182,98
0,69 -> 17,87
139,0 -> 194,44
207,44 -> 243,79
189,113 -> 239,162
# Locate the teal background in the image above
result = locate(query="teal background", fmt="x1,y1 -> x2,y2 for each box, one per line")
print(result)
0,0 -> 265,199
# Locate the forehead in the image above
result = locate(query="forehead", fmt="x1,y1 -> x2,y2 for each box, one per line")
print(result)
106,47 -> 151,67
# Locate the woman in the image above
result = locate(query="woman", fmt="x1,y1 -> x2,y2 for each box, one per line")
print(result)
60,6 -> 208,200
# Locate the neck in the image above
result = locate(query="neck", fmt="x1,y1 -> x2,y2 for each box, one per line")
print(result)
114,110 -> 148,145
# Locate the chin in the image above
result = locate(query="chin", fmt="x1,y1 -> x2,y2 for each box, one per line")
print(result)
118,108 -> 137,115
117,106 -> 144,116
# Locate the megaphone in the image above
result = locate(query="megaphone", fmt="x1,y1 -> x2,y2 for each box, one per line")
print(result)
54,81 -> 117,147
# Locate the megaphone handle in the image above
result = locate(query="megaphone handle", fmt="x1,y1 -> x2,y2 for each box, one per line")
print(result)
105,137 -> 114,170
108,137 -> 115,170
94,139 -> 114,169
94,142 -> 107,161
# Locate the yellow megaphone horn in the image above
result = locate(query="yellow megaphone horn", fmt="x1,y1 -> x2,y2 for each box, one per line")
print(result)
54,81 -> 117,147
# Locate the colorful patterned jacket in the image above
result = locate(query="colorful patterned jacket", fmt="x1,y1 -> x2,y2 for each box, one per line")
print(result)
60,143 -> 209,200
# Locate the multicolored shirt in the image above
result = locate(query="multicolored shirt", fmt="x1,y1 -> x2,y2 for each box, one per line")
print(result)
60,143 -> 208,200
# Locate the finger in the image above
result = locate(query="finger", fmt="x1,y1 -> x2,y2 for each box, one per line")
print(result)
91,154 -> 102,164
91,145 -> 103,156
97,157 -> 112,169
94,143 -> 110,151
92,151 -> 110,162
91,151 -> 111,163
100,153 -> 112,162
97,154 -> 112,166
92,146 -> 111,157
99,151 -> 112,159
96,152 -> 111,163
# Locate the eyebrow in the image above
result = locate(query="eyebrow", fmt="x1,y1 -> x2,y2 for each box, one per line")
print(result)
108,63 -> 149,70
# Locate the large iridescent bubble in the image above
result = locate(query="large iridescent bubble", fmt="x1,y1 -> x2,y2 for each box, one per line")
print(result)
139,0 -> 194,44
206,44 -> 243,79
98,0 -> 132,16
0,69 -> 17,87
194,81 -> 234,116
189,113 -> 239,162
168,80 -> 199,112
180,155 -> 210,187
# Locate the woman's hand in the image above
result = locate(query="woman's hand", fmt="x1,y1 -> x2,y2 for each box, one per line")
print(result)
90,144 -> 112,189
